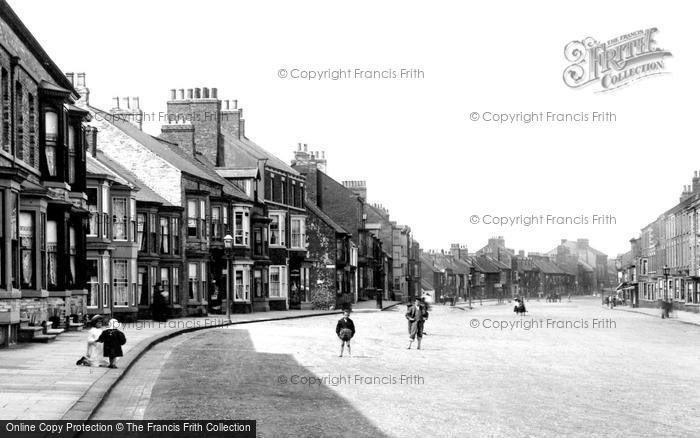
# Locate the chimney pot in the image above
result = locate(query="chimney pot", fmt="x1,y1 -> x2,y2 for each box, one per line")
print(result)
224,100 -> 229,110
178,89 -> 185,99
170,89 -> 176,100
321,151 -> 325,159
66,72 -> 75,85
298,142 -> 302,151
194,88 -> 201,98
233,99 -> 238,109
203,87 -> 209,98
133,97 -> 140,109
122,97 -> 130,109
112,97 -> 120,109
304,144 -> 308,152
77,73 -> 85,87
211,88 -> 218,98
187,88 -> 194,99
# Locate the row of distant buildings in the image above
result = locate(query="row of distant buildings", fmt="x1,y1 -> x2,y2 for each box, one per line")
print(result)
617,174 -> 700,313
420,237 -> 612,302
0,1 -> 420,347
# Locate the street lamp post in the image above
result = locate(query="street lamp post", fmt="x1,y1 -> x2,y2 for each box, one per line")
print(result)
223,234 -> 234,323
662,265 -> 670,319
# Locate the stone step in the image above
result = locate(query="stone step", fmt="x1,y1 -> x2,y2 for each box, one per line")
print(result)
31,334 -> 57,343
66,322 -> 84,331
45,328 -> 65,335
18,326 -> 45,343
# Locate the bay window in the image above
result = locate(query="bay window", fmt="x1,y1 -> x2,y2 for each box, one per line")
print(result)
44,109 -> 58,177
102,257 -> 110,308
67,125 -> 76,184
291,216 -> 306,249
161,267 -> 170,296
233,208 -> 249,246
200,261 -> 207,302
234,266 -> 250,301
160,217 -> 170,254
138,266 -> 148,306
87,188 -> 98,236
188,262 -> 198,300
112,197 -> 127,240
69,226 -> 76,287
131,261 -> 137,306
269,212 -> 285,246
171,217 -> 180,255
187,200 -> 197,237
149,213 -> 157,251
269,266 -> 288,298
211,206 -> 221,240
19,212 -> 34,289
200,200 -> 207,240
86,259 -> 99,307
113,260 -> 128,306
46,220 -> 58,289
173,267 -> 180,304
137,213 -> 146,252
101,186 -> 109,239
10,192 -> 18,289
130,199 -> 137,242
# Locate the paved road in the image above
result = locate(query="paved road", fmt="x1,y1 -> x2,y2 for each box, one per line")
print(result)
93,298 -> 700,437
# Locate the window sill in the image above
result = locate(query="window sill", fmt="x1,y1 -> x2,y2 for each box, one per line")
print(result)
22,289 -> 49,298
270,244 -> 287,249
268,297 -> 287,301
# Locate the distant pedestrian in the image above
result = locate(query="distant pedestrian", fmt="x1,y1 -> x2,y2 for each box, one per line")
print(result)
336,310 -> 355,357
406,298 -> 429,350
376,290 -> 383,309
97,319 -> 126,368
151,283 -> 169,322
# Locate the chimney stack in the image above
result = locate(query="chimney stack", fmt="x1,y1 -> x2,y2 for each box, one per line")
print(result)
69,72 -> 90,106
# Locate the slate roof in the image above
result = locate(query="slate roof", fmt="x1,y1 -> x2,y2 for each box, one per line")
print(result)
94,151 -> 173,206
531,258 -> 568,275
470,256 -> 502,274
223,136 -> 300,176
88,105 -> 251,202
306,202 -> 349,235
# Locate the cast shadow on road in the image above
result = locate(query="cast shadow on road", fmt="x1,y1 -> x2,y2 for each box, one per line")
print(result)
143,329 -> 390,438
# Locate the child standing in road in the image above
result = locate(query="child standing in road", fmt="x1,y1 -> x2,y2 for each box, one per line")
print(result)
97,319 -> 127,368
336,309 -> 355,357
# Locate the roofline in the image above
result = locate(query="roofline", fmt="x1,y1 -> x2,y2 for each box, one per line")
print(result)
0,1 -> 78,99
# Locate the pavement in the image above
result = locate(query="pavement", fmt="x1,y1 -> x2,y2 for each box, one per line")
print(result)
612,303 -> 700,326
0,300 -> 398,421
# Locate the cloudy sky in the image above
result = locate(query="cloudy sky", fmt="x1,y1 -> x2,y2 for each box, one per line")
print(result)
11,0 -> 698,257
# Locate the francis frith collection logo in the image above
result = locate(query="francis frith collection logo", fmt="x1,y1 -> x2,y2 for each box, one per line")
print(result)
563,28 -> 672,92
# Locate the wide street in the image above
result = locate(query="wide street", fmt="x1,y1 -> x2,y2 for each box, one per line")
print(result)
93,298 -> 700,437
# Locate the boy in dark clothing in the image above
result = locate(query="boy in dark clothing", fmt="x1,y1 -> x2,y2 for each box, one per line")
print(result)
97,319 -> 126,368
335,310 -> 355,357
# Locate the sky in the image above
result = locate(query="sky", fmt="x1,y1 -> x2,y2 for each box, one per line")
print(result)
9,0 -> 699,257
